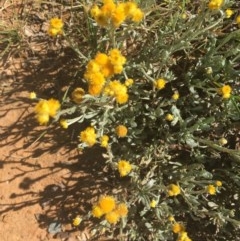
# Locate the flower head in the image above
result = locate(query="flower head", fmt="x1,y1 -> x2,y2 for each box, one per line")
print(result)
36,113 -> 49,125
166,114 -> 174,121
172,223 -> 185,234
208,0 -> 223,10
100,135 -> 109,148
154,78 -> 166,90
172,91 -> 179,100
92,205 -> 104,218
105,211 -> 120,224
60,119 -> 68,129
207,184 -> 216,195
47,98 -> 61,117
150,200 -> 157,208
35,98 -> 60,125
71,88 -> 85,104
72,216 -> 82,226
220,85 -> 232,99
125,78 -> 134,87
80,127 -> 97,147
118,160 -> 132,177
219,137 -> 227,146
225,9 -> 233,18
215,181 -> 222,187
29,92 -> 37,99
168,184 -> 181,196
98,195 -> 116,214
237,16 -> 240,25
115,125 -> 128,137
177,232 -> 192,241
48,17 -> 63,36
116,203 -> 128,217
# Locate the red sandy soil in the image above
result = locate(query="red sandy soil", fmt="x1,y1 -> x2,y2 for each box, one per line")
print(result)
0,2 -> 110,240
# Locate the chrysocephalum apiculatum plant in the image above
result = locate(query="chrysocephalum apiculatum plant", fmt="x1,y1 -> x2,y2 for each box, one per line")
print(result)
30,0 -> 240,240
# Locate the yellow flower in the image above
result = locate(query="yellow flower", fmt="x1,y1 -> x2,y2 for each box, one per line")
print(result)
80,127 -> 97,147
125,78 -> 134,87
105,211 -> 120,224
35,99 -> 49,114
207,184 -> 216,195
99,195 -> 116,214
71,88 -> 85,104
36,113 -> 49,125
115,125 -> 128,137
208,0 -> 223,10
48,18 -> 63,36
150,200 -> 157,208
116,203 -> 128,217
220,85 -> 232,99
109,49 -> 126,68
50,17 -> 63,29
118,160 -> 132,177
90,5 -> 101,18
116,92 -> 129,104
218,137 -> 227,146
168,216 -> 175,222
177,232 -> 192,241
172,223 -> 185,234
168,184 -> 181,196
215,181 -> 222,187
131,8 -> 144,22
34,99 -> 60,125
225,9 -> 233,18
172,91 -> 179,100
100,135 -> 109,148
88,84 -> 103,96
47,98 -> 61,117
72,216 -> 82,226
60,119 -> 68,129
92,205 -> 104,218
236,15 -> 240,25
166,114 -> 174,121
94,52 -> 109,66
111,3 -> 127,28
29,92 -> 36,99
154,78 -> 166,90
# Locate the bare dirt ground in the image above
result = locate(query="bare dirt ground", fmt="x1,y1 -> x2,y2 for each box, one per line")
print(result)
0,1 -> 110,240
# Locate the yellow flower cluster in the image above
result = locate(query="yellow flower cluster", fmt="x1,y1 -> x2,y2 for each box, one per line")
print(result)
79,126 -> 97,147
207,181 -> 222,195
172,222 -> 192,241
84,49 -> 126,97
90,0 -> 144,28
48,17 -> 63,36
167,184 -> 181,196
35,98 -> 60,125
219,85 -> 232,99
208,0 -> 223,10
92,195 -> 128,225
104,80 -> 129,104
118,160 -> 132,177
